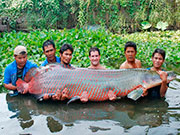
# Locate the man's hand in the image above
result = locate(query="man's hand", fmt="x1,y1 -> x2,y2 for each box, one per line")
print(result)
18,83 -> 29,94
4,83 -> 17,91
52,89 -> 62,100
157,70 -> 167,83
43,94 -> 51,100
141,88 -> 148,97
157,70 -> 168,97
43,88 -> 69,101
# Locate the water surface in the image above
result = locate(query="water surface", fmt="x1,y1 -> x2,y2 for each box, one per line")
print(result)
0,75 -> 180,135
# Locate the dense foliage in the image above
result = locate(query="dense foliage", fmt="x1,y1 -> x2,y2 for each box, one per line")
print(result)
0,29 -> 180,92
0,0 -> 180,33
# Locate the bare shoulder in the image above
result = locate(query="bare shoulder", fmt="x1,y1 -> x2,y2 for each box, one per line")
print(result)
120,61 -> 127,69
88,65 -> 106,70
100,65 -> 107,70
135,59 -> 141,63
135,59 -> 142,68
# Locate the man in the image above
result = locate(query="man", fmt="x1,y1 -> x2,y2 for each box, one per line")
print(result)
88,47 -> 106,70
120,41 -> 141,69
59,43 -> 74,69
43,43 -> 74,100
142,48 -> 169,98
4,45 -> 38,95
41,40 -> 60,66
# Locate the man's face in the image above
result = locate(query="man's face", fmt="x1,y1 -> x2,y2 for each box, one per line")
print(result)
152,53 -> 164,69
60,49 -> 72,65
15,54 -> 27,68
125,47 -> 136,62
89,51 -> 100,66
43,45 -> 56,61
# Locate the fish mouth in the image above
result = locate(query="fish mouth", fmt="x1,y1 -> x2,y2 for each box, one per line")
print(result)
167,71 -> 176,80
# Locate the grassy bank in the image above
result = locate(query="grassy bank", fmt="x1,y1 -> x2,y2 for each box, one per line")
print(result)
0,29 -> 180,92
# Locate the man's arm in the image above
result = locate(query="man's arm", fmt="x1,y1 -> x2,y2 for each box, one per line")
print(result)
4,83 -> 17,90
3,67 -> 17,90
158,71 -> 168,97
120,62 -> 126,69
100,66 -> 107,70
136,59 -> 142,68
142,71 -> 168,98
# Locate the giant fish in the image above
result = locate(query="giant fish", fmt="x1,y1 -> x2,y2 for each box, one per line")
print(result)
16,64 -> 176,103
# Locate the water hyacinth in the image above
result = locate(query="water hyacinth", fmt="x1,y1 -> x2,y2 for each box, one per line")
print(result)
0,29 -> 180,92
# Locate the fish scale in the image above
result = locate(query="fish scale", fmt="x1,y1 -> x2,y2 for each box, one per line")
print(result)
20,64 -> 176,101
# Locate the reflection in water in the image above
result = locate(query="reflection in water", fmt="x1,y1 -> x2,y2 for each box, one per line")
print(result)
89,126 -> 111,132
3,75 -> 179,134
47,116 -> 63,133
133,98 -> 169,127
6,94 -> 35,129
1,75 -> 179,134
6,93 -> 170,132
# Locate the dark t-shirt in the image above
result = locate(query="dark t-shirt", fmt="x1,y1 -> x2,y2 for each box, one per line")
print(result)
17,67 -> 24,79
146,85 -> 161,99
60,63 -> 75,69
146,68 -> 169,99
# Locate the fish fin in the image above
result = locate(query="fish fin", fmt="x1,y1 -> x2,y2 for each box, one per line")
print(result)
16,78 -> 29,94
127,88 -> 143,101
67,96 -> 80,105
35,93 -> 55,102
28,77 -> 42,94
24,67 -> 39,82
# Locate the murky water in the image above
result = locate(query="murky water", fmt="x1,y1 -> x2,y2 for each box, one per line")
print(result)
0,74 -> 180,135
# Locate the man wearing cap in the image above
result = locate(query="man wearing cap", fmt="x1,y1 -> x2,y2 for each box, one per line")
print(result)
3,45 -> 38,95
41,40 -> 60,66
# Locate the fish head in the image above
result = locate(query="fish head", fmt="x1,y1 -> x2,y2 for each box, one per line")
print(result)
142,70 -> 176,89
166,71 -> 176,81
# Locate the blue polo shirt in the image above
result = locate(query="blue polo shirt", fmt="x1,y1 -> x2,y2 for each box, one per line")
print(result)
41,56 -> 61,66
4,60 -> 38,86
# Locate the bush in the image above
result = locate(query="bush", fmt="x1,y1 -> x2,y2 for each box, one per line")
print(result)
0,0 -> 180,33
0,29 -> 180,92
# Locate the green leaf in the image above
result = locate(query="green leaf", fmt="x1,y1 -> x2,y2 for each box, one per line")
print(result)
156,21 -> 168,31
141,21 -> 152,30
